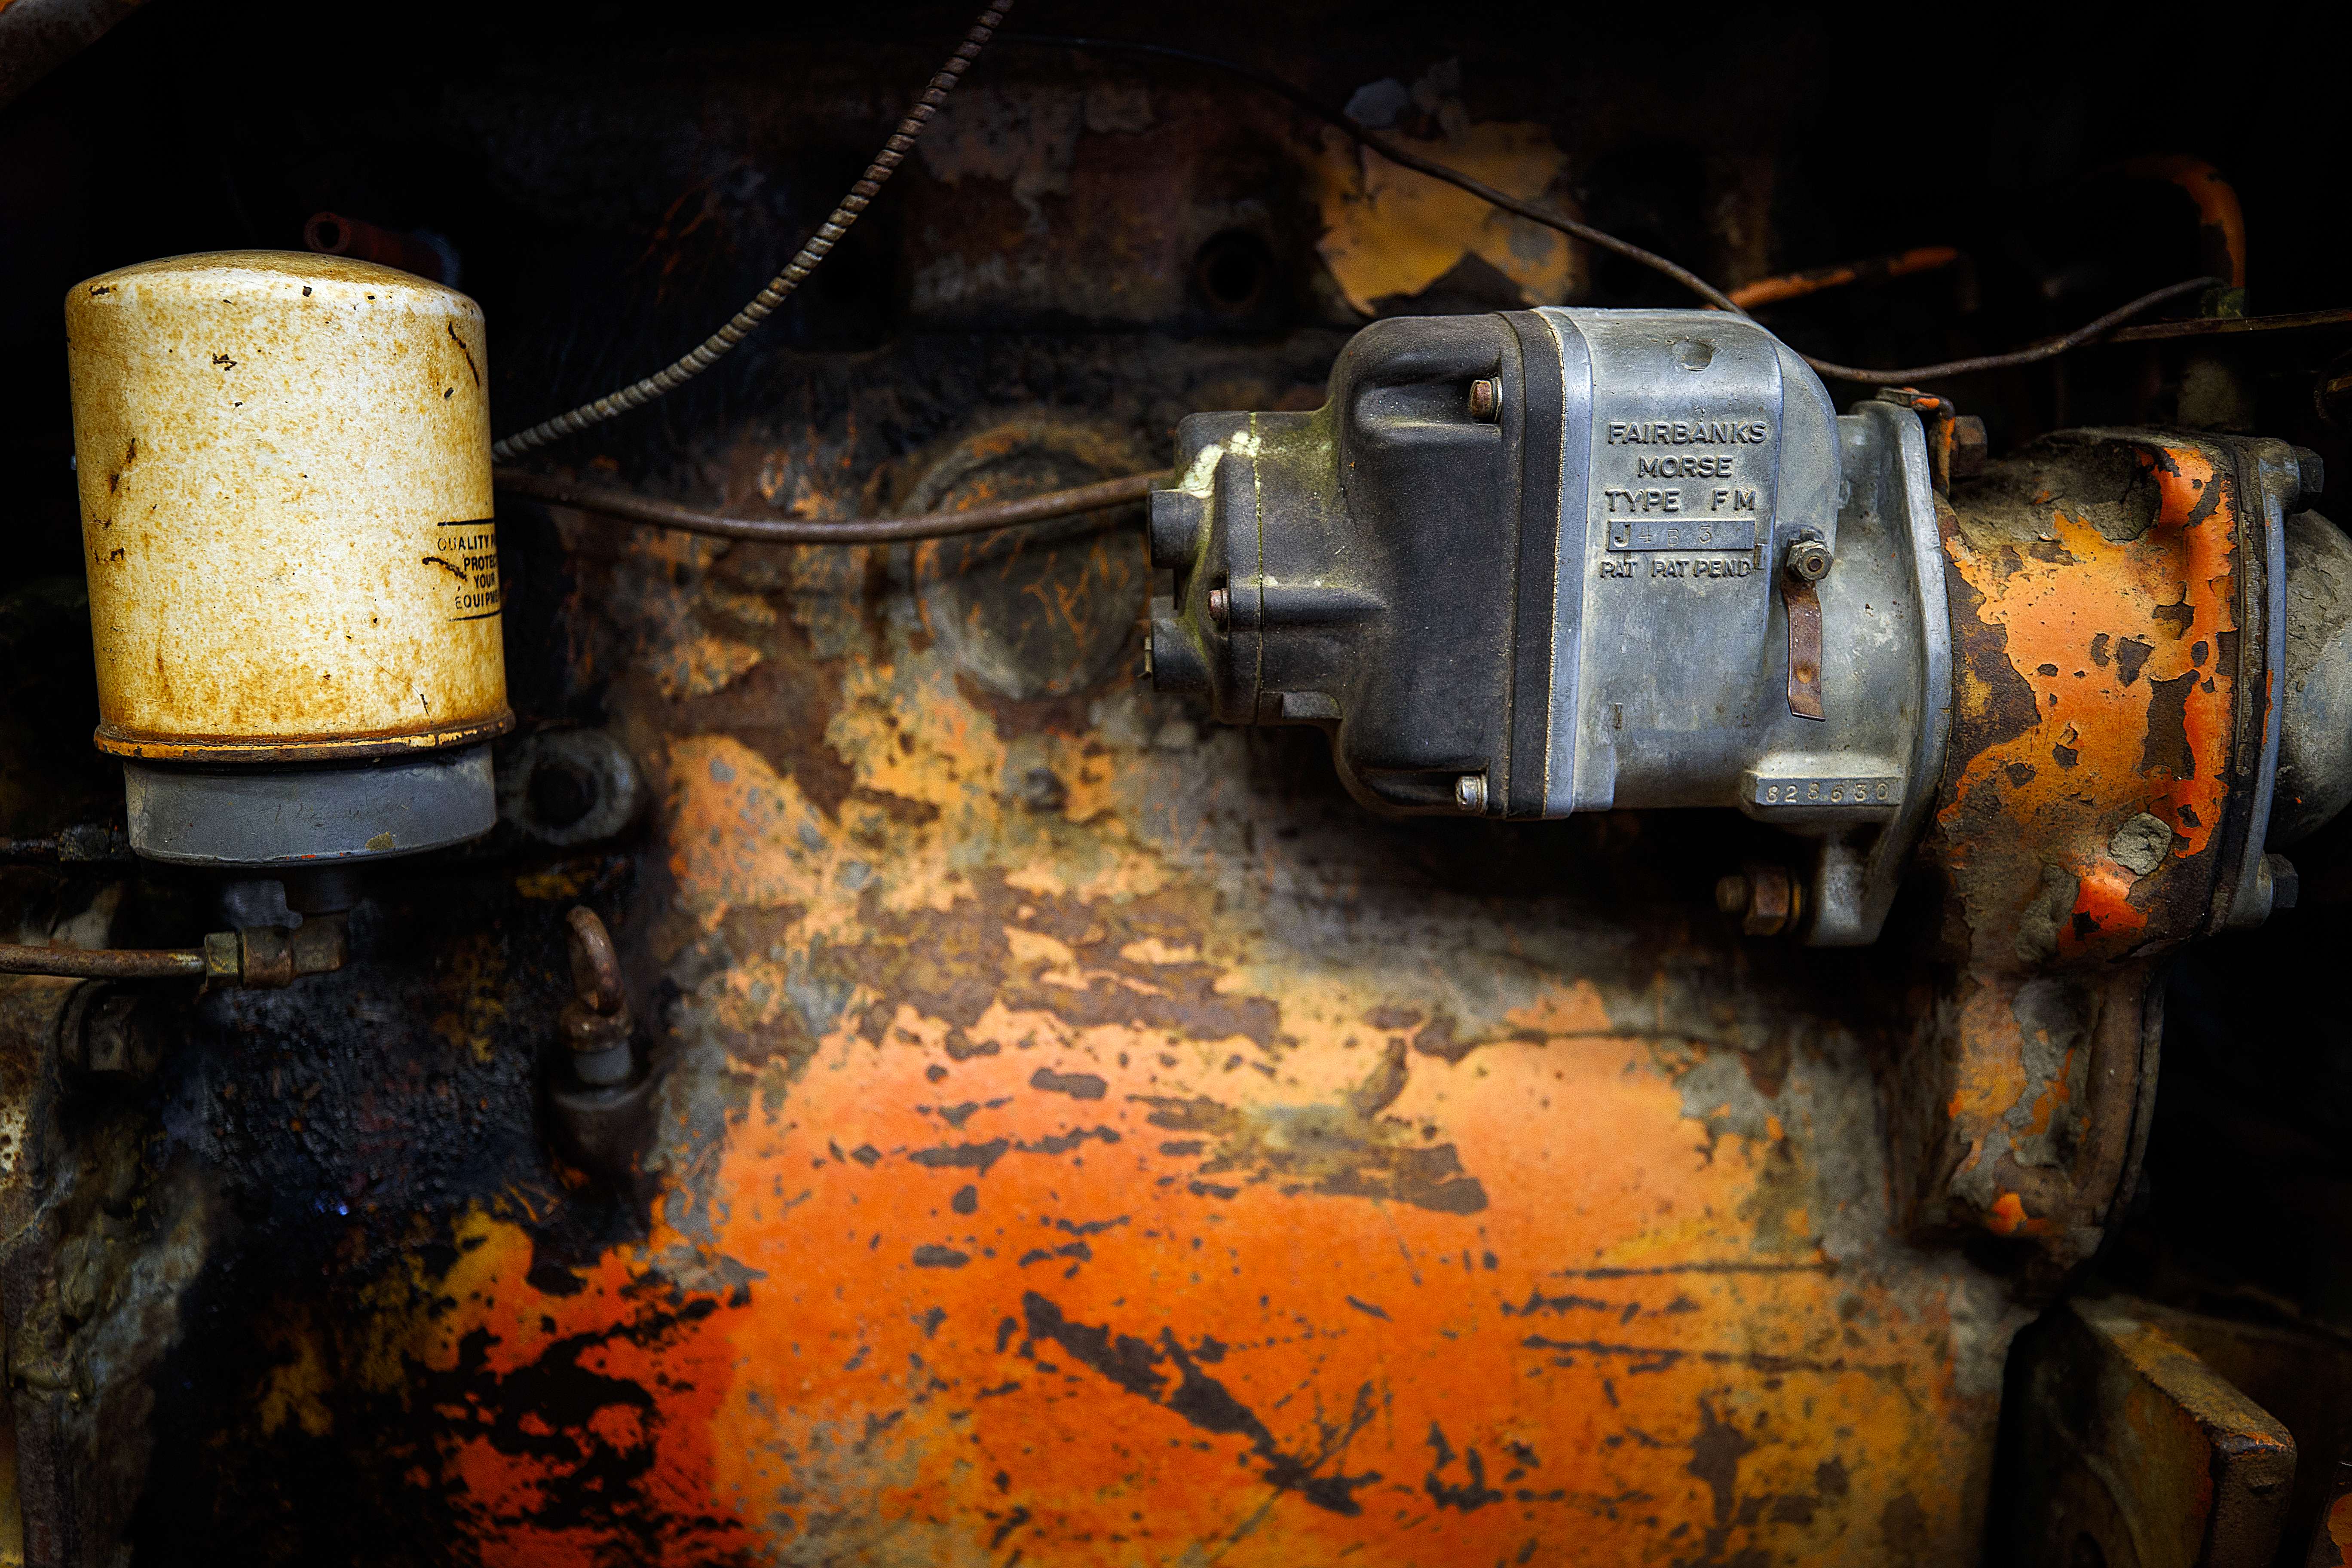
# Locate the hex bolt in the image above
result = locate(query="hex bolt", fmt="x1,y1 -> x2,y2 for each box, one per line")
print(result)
1949,416 -> 1989,480
1455,774 -> 1488,813
2293,446 -> 2327,502
1468,379 -> 1501,421
1785,537 -> 1832,583
1720,867 -> 1800,936
1207,587 -> 1231,628
1714,875 -> 1752,917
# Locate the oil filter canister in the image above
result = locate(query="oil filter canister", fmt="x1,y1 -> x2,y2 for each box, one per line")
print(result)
64,251 -> 510,867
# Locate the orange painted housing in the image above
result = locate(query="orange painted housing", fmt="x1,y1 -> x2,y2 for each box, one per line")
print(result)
1907,433 -> 2257,1260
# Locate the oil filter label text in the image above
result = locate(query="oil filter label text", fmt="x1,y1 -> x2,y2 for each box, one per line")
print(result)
432,519 -> 501,622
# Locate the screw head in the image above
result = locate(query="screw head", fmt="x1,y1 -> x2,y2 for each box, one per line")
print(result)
1455,774 -> 1487,813
1206,587 -> 1231,627
1467,379 -> 1501,421
1785,538 -> 1832,583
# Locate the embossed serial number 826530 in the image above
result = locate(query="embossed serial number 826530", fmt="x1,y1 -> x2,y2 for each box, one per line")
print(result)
1753,776 -> 1901,806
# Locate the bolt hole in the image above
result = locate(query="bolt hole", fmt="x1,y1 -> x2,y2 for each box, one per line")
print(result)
1194,230 -> 1275,314
304,213 -> 349,254
531,760 -> 598,828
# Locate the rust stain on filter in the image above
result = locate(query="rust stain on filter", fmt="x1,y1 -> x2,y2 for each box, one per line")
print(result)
64,249 -> 511,759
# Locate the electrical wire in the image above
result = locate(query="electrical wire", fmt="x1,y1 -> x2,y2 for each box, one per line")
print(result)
1803,277 -> 2225,385
491,2 -> 1011,461
996,32 -> 2223,386
496,467 -> 1163,544
491,28 -> 2276,539
998,32 -> 1744,316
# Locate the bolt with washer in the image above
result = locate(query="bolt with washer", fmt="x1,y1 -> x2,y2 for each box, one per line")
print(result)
1207,587 -> 1231,627
1468,379 -> 1501,421
1455,773 -> 1488,812
1785,537 -> 1832,583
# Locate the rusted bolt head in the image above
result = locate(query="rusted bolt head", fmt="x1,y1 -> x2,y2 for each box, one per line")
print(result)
1714,874 -> 1752,916
1738,867 -> 1800,937
1468,379 -> 1501,421
1454,773 -> 1487,813
1949,416 -> 1988,480
1785,538 -> 1832,583
1206,587 -> 1231,627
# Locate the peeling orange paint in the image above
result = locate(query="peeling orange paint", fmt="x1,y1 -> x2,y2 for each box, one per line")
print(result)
1942,444 -> 2237,959
1913,435 -> 2252,1260
367,1024 -> 2001,1566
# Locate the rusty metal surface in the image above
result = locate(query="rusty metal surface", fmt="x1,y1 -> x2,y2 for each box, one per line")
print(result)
163,501 -> 2022,1564
1900,434 -> 2260,1268
2124,1300 -> 2352,1564
0,943 -> 201,980
2309,1461 -> 2352,1568
1993,1295 -> 2299,1568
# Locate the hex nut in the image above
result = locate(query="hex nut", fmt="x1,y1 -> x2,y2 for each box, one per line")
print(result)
1714,874 -> 1751,916
1738,867 -> 1800,937
1785,539 -> 1833,583
1949,416 -> 1989,480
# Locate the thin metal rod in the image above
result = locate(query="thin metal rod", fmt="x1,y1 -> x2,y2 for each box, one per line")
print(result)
0,945 -> 204,980
2103,306 -> 2352,344
495,467 -> 1164,544
492,2 -> 1011,460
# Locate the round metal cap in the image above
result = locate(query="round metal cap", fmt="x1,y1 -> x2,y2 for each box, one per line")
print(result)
122,744 -> 496,868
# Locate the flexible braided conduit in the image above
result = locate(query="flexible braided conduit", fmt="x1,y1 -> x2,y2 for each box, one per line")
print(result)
491,2 -> 1010,461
